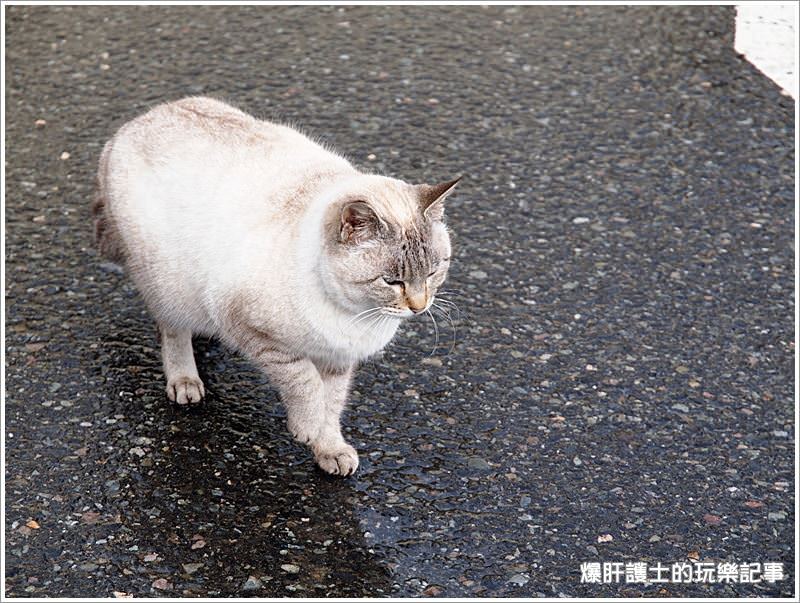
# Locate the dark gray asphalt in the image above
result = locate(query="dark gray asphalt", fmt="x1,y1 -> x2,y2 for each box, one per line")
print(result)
4,4 -> 794,598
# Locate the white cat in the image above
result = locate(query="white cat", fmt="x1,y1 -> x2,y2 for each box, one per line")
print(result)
93,97 -> 457,475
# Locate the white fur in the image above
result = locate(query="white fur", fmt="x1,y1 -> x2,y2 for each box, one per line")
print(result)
98,97 -> 455,475
103,98 -> 401,367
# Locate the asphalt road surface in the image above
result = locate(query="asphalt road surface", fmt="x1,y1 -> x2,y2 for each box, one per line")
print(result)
4,4 -> 794,598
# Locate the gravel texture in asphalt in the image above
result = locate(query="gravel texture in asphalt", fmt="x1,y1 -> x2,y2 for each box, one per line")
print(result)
4,4 -> 795,598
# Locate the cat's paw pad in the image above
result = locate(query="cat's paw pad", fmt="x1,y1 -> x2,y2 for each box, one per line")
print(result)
166,376 -> 205,405
314,444 -> 359,476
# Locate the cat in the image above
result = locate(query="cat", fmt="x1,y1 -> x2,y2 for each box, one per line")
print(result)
92,97 -> 458,476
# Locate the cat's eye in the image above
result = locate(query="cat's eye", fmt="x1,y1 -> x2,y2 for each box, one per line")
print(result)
428,262 -> 444,278
383,277 -> 404,288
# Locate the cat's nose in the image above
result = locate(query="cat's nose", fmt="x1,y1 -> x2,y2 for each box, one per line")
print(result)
406,292 -> 428,314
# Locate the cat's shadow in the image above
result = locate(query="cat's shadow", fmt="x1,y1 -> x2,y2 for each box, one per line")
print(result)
87,274 -> 394,596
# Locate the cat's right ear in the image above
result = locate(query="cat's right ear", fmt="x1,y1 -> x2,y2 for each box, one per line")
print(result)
340,201 -> 381,245
418,177 -> 460,221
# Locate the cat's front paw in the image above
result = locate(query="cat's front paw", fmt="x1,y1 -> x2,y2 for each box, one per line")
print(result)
166,376 -> 205,405
314,443 -> 359,476
287,418 -> 322,445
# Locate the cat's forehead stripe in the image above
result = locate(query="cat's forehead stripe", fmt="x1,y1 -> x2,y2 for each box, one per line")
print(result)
397,227 -> 432,280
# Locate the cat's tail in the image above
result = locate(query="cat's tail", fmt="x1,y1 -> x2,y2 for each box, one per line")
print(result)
92,139 -> 125,264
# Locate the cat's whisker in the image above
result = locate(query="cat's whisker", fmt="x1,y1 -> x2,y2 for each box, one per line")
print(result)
356,313 -> 380,335
350,314 -> 381,330
378,315 -> 391,336
360,311 -> 390,339
435,292 -> 461,302
437,288 -> 468,298
435,294 -> 459,302
433,297 -> 462,321
340,307 -> 387,340
431,302 -> 454,326
426,308 -> 440,356
434,298 -> 460,311
348,307 -> 384,328
349,306 -> 383,322
432,302 -> 458,355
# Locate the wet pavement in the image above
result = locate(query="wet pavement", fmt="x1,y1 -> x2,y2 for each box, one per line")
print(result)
4,4 -> 794,598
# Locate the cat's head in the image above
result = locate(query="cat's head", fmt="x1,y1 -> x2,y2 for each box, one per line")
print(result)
321,175 -> 458,319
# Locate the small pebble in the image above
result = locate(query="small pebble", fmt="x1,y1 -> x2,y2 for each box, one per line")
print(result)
467,457 -> 491,470
242,576 -> 262,590
183,563 -> 203,575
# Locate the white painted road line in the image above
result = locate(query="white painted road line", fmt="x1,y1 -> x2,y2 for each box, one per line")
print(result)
735,4 -> 798,98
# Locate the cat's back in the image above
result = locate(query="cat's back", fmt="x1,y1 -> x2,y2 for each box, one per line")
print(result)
110,96 -> 330,168
100,96 -> 353,231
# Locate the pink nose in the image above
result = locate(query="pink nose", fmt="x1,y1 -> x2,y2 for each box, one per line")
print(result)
406,292 -> 427,313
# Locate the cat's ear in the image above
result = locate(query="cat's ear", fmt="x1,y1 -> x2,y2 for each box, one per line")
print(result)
418,177 -> 461,221
340,200 -> 382,245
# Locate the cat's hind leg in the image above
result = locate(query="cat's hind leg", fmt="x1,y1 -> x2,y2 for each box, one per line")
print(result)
159,326 -> 205,405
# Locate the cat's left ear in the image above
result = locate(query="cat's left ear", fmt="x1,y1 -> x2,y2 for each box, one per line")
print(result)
418,177 -> 461,221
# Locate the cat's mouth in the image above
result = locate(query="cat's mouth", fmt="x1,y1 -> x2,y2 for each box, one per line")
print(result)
381,296 -> 435,320
380,307 -> 414,320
